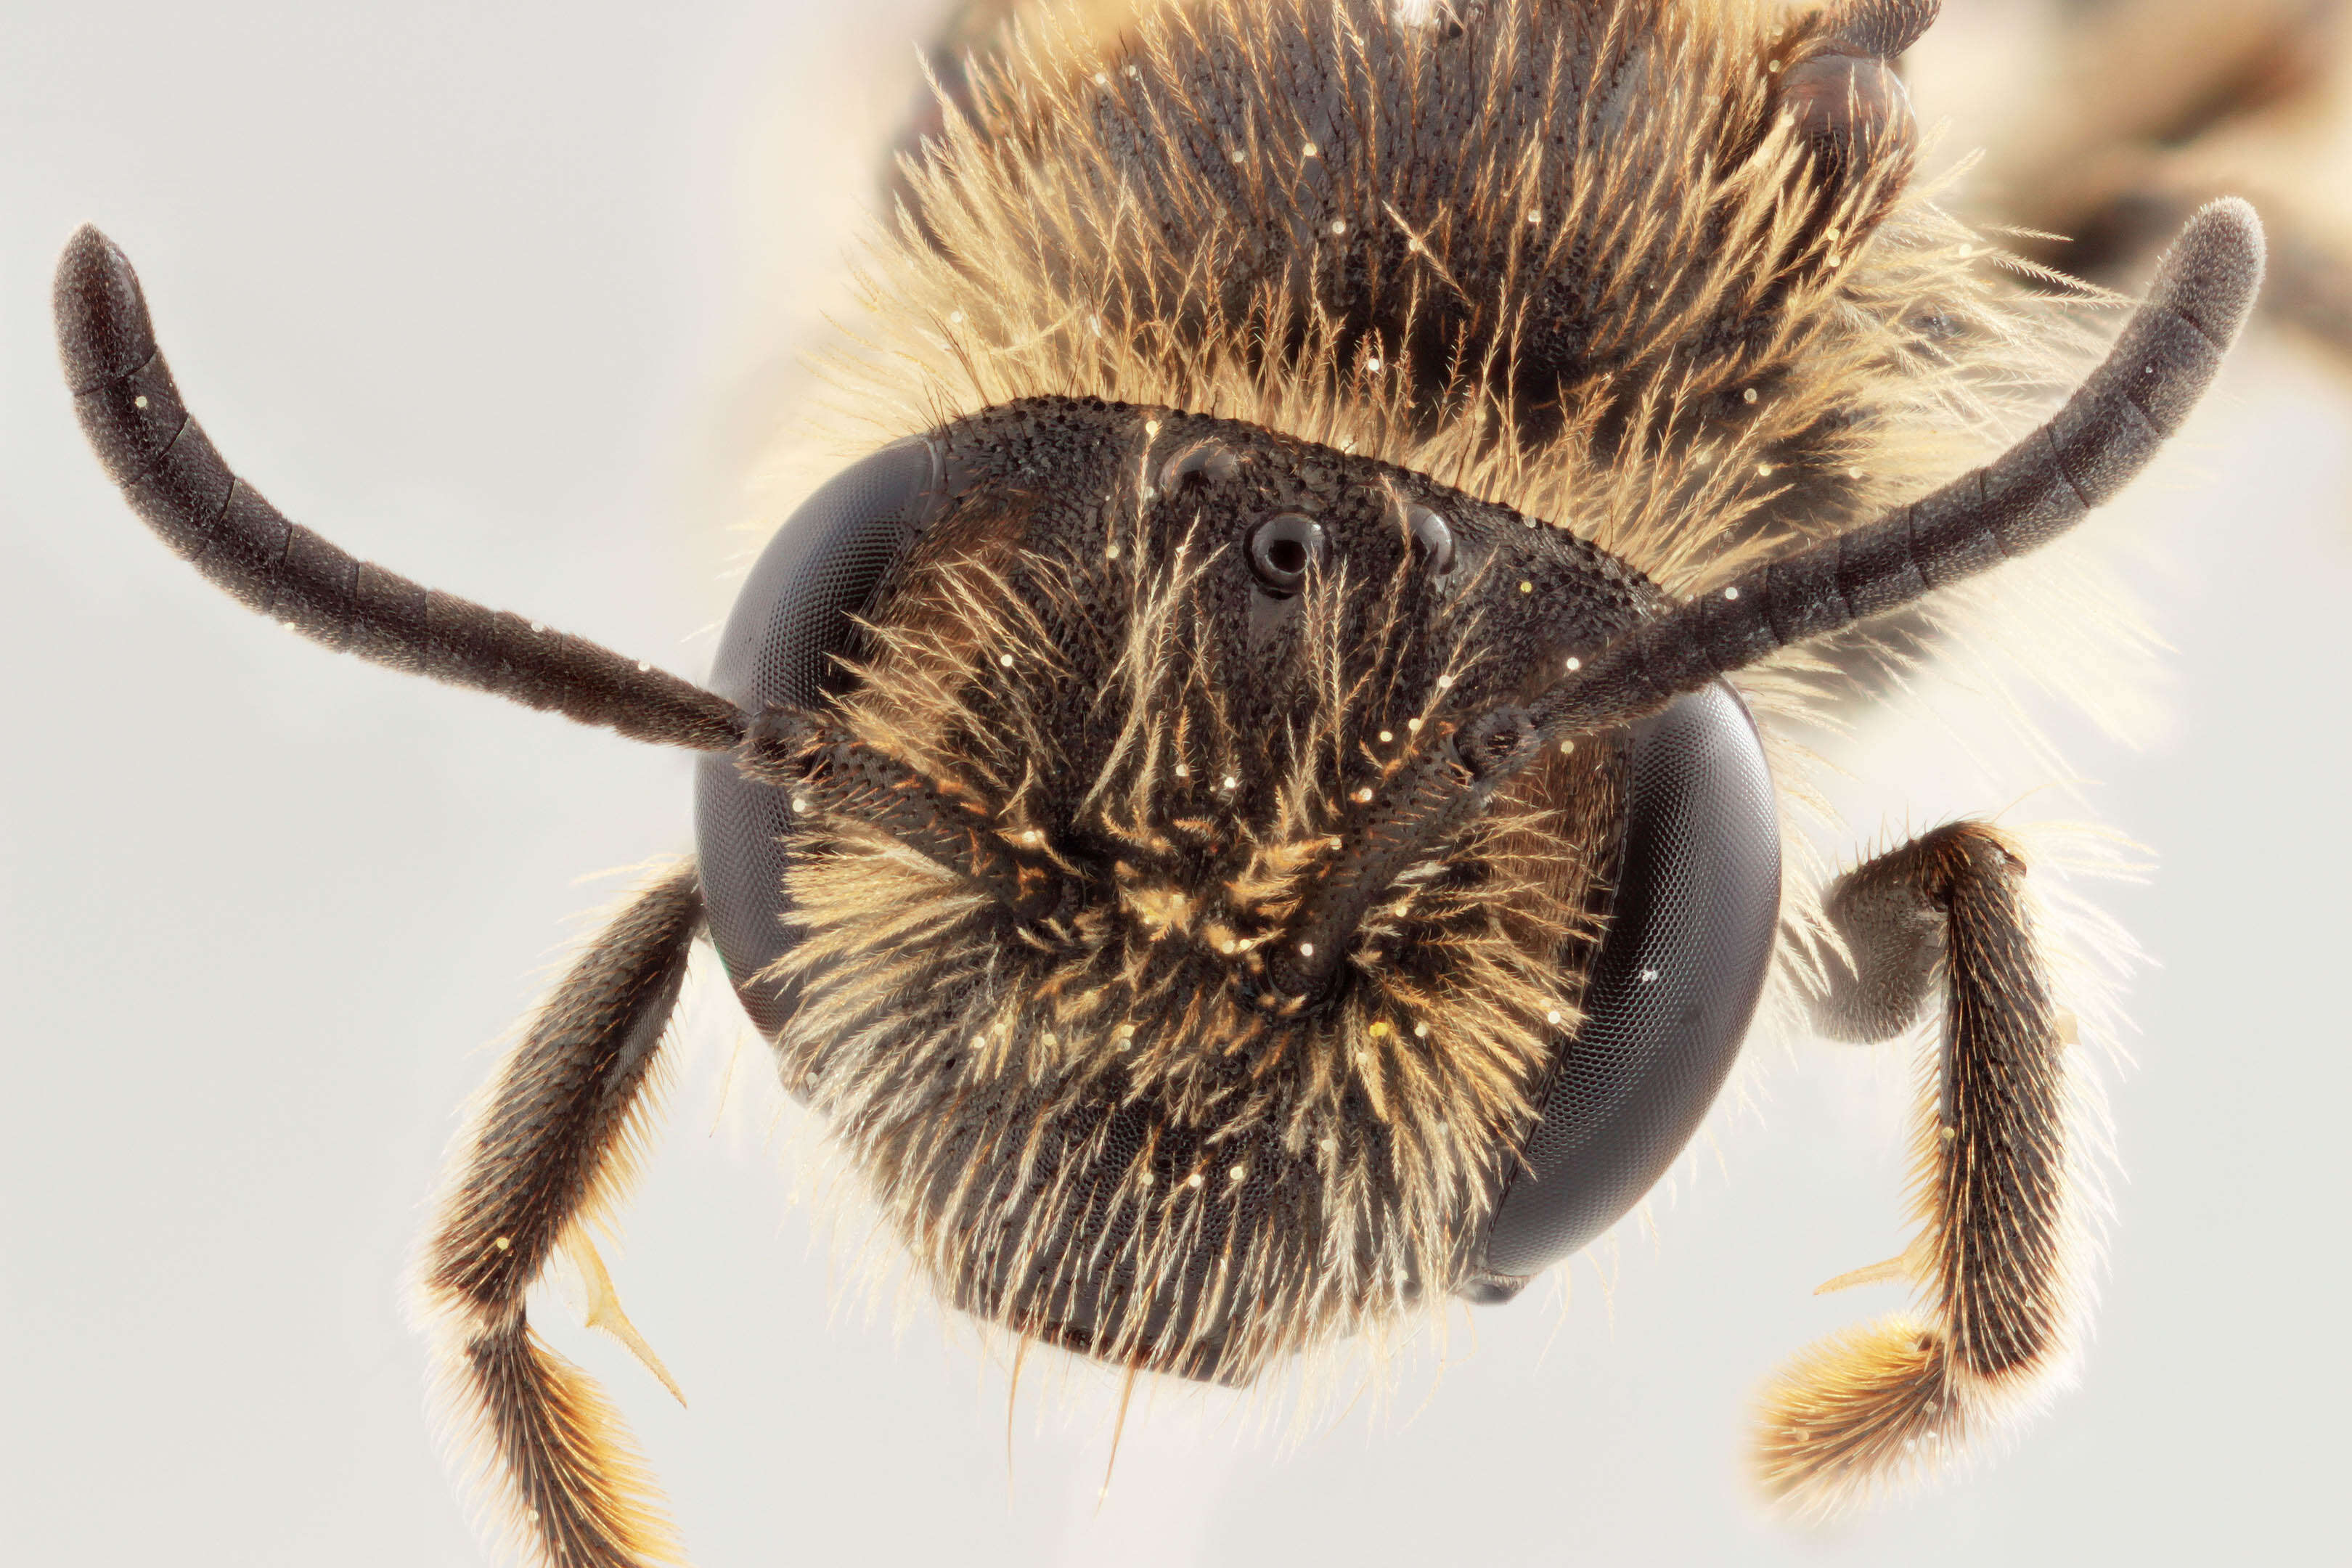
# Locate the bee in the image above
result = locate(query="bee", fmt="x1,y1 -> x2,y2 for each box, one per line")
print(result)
48,1 -> 2267,1564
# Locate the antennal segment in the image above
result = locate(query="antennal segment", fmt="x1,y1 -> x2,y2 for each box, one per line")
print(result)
53,226 -> 746,754
1522,198 -> 2264,748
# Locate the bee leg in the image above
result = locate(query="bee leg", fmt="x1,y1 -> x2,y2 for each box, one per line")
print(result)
1753,822 -> 2079,1514
417,859 -> 703,1568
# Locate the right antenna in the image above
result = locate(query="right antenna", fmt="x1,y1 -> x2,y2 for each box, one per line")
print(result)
1517,197 -> 2266,749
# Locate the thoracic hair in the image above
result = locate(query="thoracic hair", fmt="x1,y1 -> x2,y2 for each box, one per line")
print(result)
849,0 -> 2086,597
785,0 -> 2104,1381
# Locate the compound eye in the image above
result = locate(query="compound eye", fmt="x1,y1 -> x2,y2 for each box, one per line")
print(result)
695,434 -> 944,1038
1247,513 -> 1325,595
1406,504 -> 1454,576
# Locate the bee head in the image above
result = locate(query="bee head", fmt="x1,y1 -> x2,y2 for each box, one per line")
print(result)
697,395 -> 1663,1372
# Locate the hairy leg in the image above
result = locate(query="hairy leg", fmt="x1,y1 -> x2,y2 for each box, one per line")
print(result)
417,860 -> 705,1568
1755,821 -> 2082,1512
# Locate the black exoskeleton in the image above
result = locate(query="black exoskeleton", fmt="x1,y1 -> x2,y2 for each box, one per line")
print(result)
54,0 -> 2266,1559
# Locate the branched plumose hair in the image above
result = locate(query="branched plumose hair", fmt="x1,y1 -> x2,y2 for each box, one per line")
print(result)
55,1 -> 2265,1562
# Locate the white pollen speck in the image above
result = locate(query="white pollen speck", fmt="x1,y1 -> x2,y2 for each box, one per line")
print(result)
1320,1137 -> 1338,1153
282,621 -> 297,632
1413,1022 -> 1429,1039
1298,942 -> 1315,957
1146,420 -> 1160,436
1378,730 -> 1393,743
1559,740 -> 1575,756
1956,243 -> 1974,258
1175,763 -> 1190,778
1723,587 -> 1740,600
1302,141 -> 1319,158
1545,1010 -> 1563,1026
1757,462 -> 1773,477
1140,486 -> 1157,502
1768,58 -> 1783,73
493,1236 -> 510,1251
1186,1172 -> 1205,1188
1331,219 -> 1347,235
636,661 -> 651,673
1526,208 -> 1541,225
1095,71 -> 1109,85
1826,226 -> 1842,241
133,394 -> 150,409
948,309 -> 965,324
1221,775 -> 1237,791
1220,940 -> 1237,955
1229,147 -> 1246,163
1106,544 -> 1121,560
1042,1032 -> 1058,1048
1353,787 -> 1373,804
1116,1023 -> 1137,1040
1848,467 -> 1864,480
999,652 -> 1015,667
1741,387 -> 1758,404
1640,967 -> 1658,983
1137,1171 -> 1153,1187
529,621 -> 545,634
1229,1165 -> 1246,1182
1021,829 -> 1042,845
790,796 -> 809,813
971,1035 -> 987,1052
1125,65 -> 1140,78
1436,674 -> 1454,690
1366,356 -> 1383,372
1407,237 -> 1425,254
1564,656 -> 1582,672
1519,580 -> 1532,594
1407,717 -> 1424,733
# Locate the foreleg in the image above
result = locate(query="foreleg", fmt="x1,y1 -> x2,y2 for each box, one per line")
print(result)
1755,822 -> 2082,1511
417,860 -> 703,1568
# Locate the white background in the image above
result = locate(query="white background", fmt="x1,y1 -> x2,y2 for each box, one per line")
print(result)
3,1 -> 2346,1563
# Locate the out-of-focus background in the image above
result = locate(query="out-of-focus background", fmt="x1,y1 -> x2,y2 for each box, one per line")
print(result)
4,2 -> 2348,1563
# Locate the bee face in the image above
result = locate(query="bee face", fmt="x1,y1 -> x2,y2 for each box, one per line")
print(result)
695,395 -> 1784,1379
